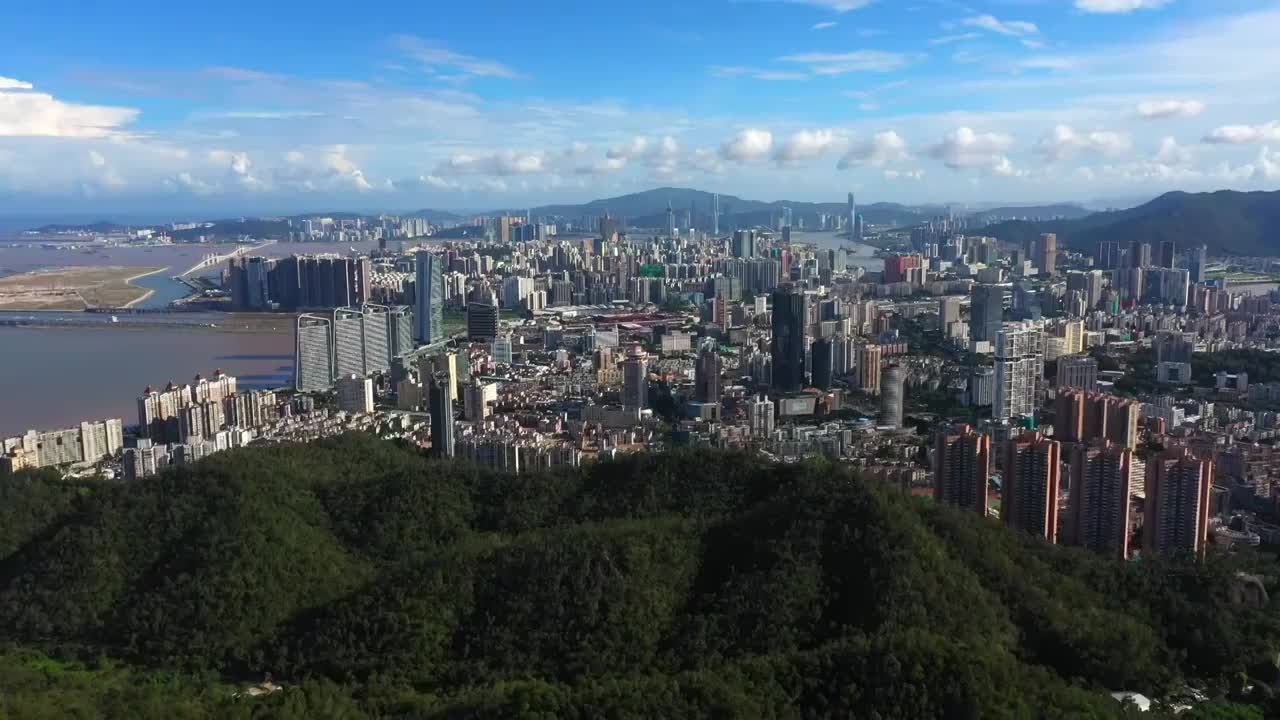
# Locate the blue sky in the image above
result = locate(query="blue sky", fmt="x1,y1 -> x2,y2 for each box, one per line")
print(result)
1,0 -> 1278,215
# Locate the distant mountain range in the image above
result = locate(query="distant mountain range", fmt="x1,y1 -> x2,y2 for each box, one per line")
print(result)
982,190 -> 1280,257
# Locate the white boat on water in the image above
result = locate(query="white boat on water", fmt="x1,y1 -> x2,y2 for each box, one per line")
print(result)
109,315 -> 119,323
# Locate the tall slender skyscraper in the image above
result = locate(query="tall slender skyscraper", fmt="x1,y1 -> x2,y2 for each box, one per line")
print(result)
847,192 -> 857,240
970,285 -> 1005,344
415,252 -> 443,344
666,201 -> 676,239
1188,245 -> 1207,284
770,285 -> 807,393
1002,432 -> 1061,542
623,347 -> 648,410
711,193 -> 721,235
427,372 -> 456,459
1036,233 -> 1058,276
1144,448 -> 1213,559
332,307 -> 366,378
1159,240 -> 1176,269
295,314 -> 334,392
811,337 -> 834,391
933,424 -> 990,515
695,342 -> 722,404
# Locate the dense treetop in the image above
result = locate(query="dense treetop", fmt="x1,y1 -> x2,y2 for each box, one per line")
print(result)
0,434 -> 1277,718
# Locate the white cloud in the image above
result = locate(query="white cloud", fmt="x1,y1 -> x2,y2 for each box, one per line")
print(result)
1035,125 -> 1131,161
721,129 -> 774,162
1136,99 -> 1204,119
709,65 -> 808,81
1203,122 -> 1280,144
1154,136 -> 1193,166
927,127 -> 1019,175
884,168 -> 924,180
607,136 -> 649,160
774,129 -> 842,166
930,33 -> 981,46
1075,0 -> 1172,14
778,50 -> 914,74
394,35 -> 520,79
838,130 -> 908,168
962,14 -> 1039,37
0,80 -> 139,138
439,150 -> 546,176
1016,56 -> 1078,71
813,21 -> 838,30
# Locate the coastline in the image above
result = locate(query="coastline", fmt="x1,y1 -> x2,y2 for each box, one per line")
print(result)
120,266 -> 170,308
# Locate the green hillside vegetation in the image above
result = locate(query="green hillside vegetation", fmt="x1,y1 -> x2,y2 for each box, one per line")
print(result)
984,190 -> 1280,256
1,434 -> 1278,718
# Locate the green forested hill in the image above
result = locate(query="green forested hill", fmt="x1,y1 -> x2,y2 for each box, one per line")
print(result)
0,434 -> 1278,719
984,190 -> 1280,256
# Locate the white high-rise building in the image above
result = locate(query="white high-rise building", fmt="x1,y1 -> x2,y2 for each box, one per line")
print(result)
749,395 -> 775,437
295,314 -> 334,392
994,321 -> 1045,421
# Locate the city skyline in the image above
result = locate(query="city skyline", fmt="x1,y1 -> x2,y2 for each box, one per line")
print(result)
1,0 -> 1279,215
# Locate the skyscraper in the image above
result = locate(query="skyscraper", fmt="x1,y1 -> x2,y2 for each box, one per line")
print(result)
770,285 -> 807,393
994,321 -> 1044,421
847,192 -> 857,240
295,314 -> 334,392
1188,245 -> 1207,284
879,365 -> 906,428
933,424 -> 990,515
811,337 -> 834,391
427,372 -> 456,459
695,343 -> 722,404
711,193 -> 720,235
1096,241 -> 1120,270
1143,448 -> 1213,558
1002,432 -> 1061,542
1159,240 -> 1176,269
666,201 -> 676,239
732,229 -> 754,259
387,305 -> 414,359
332,307 -> 366,378
623,347 -> 648,410
1036,233 -> 1057,276
1067,441 -> 1134,559
970,284 -> 1005,344
466,286 -> 500,341
749,395 -> 775,436
1130,241 -> 1152,268
415,252 -> 444,344
336,374 -> 374,414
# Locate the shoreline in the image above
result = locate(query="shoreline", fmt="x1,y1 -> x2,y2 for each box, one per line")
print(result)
120,267 -> 170,308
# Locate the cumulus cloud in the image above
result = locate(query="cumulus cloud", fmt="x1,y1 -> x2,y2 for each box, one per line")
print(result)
773,129 -> 842,166
1035,125 -> 1131,161
607,136 -> 649,160
720,129 -> 773,162
884,168 -> 925,180
1203,122 -> 1280,144
838,130 -> 908,169
1153,136 -> 1193,166
962,14 -> 1039,37
1137,99 -> 1204,119
439,150 -> 545,176
778,50 -> 913,74
0,79 -> 139,138
927,127 -> 1019,175
1075,0 -> 1172,13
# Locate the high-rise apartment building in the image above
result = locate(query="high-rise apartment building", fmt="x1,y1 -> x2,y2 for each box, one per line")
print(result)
770,285 -> 807,393
1001,432 -> 1061,542
1054,389 -> 1139,448
1159,240 -> 1176,269
295,314 -> 334,392
79,418 -> 124,463
1057,354 -> 1099,392
933,424 -> 991,515
749,395 -> 775,437
387,305 -> 414,359
1188,245 -> 1207,284
994,321 -> 1044,421
732,229 -> 754,259
1096,241 -> 1120,270
856,343 -> 883,396
939,296 -> 961,330
415,252 -> 444,344
1143,448 -> 1214,558
1067,441 -> 1135,559
336,374 -> 374,414
695,343 -> 722,403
